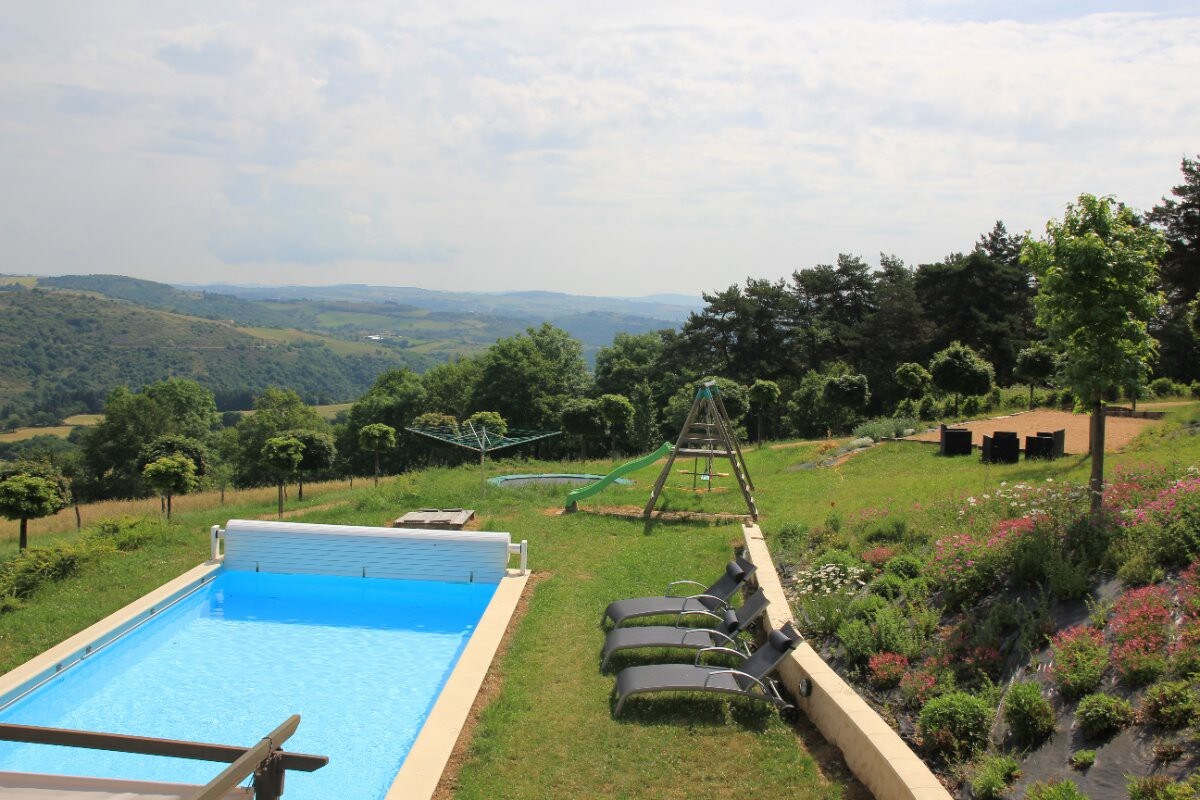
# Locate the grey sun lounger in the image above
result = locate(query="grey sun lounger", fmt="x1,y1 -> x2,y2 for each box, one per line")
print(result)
601,556 -> 756,628
601,588 -> 770,669
612,626 -> 803,718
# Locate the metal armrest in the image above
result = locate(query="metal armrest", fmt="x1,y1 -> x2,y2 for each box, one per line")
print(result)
702,668 -> 772,695
672,609 -> 722,627
664,579 -> 707,596
683,593 -> 729,611
694,646 -> 746,665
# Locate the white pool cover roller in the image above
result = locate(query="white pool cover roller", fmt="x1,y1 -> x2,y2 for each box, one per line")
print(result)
217,519 -> 526,583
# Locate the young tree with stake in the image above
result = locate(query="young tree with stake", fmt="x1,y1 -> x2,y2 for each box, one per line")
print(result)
1022,194 -> 1166,517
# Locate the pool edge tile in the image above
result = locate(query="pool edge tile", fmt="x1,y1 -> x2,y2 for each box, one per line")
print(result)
385,572 -> 528,800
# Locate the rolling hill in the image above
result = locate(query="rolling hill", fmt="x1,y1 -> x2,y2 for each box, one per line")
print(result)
0,274 -> 694,427
0,288 -> 423,422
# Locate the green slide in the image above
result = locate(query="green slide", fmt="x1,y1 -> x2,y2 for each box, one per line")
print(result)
565,442 -> 673,509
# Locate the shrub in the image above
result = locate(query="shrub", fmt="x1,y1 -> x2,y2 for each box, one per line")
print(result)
917,691 -> 993,758
864,518 -> 908,544
971,754 -> 1019,800
929,533 -> 1008,609
917,394 -> 938,421
837,619 -> 876,665
776,521 -> 808,549
1191,381 -> 1200,400
903,577 -> 931,601
1139,680 -> 1199,728
0,545 -> 84,601
1111,586 -> 1172,686
1070,749 -> 1095,770
873,605 -> 922,658
1074,693 -> 1133,738
1127,775 -> 1196,800
868,574 -> 905,600
1120,475 -> 1200,568
852,416 -> 919,442
845,594 -> 887,621
1149,377 -> 1180,398
1004,681 -> 1056,745
900,669 -> 938,708
1049,626 -> 1108,698
963,395 -> 981,415
861,545 -> 896,567
884,553 -> 923,579
1027,779 -> 1090,800
868,652 -> 908,689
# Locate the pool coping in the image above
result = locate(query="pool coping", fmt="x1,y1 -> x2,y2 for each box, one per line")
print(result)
385,568 -> 528,799
0,559 -> 223,710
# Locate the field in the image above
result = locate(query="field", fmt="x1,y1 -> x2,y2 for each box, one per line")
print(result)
0,426 -> 74,443
0,404 -> 1197,798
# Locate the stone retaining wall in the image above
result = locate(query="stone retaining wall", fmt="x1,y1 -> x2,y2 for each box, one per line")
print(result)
742,524 -> 952,800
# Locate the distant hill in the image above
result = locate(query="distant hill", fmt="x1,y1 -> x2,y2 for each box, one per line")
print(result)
38,274 -> 307,328
0,288 -> 423,422
0,274 -> 694,426
186,282 -> 702,323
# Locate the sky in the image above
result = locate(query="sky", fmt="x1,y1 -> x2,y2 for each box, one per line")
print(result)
1,1 -> 1197,297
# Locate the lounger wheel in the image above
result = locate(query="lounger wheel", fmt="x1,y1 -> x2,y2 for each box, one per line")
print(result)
779,704 -> 798,723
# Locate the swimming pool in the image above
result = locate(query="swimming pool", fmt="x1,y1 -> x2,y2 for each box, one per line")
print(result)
0,569 -> 497,799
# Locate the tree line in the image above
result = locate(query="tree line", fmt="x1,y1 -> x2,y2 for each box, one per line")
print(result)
1,157 -> 1197,537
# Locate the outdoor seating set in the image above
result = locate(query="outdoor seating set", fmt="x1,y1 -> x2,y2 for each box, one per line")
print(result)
939,424 -> 1066,463
601,557 -> 801,719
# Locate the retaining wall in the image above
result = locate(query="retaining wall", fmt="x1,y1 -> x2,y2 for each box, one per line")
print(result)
742,524 -> 952,800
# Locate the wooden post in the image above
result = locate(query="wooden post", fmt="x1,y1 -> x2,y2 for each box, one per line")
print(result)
1089,393 -> 1106,518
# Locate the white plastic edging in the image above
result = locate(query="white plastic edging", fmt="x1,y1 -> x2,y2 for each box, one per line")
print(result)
742,524 -> 952,800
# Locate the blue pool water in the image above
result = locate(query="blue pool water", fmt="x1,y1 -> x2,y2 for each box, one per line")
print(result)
0,570 -> 497,799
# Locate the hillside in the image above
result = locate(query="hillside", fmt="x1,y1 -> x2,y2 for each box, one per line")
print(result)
188,282 -> 702,322
0,288 -> 422,421
30,275 -> 686,364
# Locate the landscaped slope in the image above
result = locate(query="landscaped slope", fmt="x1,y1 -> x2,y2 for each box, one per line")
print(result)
765,407 -> 1200,799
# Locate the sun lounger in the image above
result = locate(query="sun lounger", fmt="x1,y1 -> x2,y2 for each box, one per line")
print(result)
600,588 -> 769,669
601,557 -> 756,628
612,625 -> 803,718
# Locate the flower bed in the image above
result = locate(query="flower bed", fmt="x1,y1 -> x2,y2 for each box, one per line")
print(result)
777,459 -> 1200,796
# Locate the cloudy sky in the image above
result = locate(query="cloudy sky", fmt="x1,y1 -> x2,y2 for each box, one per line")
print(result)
1,2 -> 1197,296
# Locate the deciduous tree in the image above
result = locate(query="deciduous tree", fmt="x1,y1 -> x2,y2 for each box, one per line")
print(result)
1023,194 -> 1166,516
748,379 -> 781,444
1014,344 -> 1057,408
929,342 -> 994,417
0,462 -> 70,550
261,436 -> 304,517
141,454 -> 198,520
358,423 -> 397,487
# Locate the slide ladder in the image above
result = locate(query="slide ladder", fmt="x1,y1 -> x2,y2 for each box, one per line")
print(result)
564,442 -> 673,511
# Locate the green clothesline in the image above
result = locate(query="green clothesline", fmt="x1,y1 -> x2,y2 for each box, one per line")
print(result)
406,422 -> 561,492
405,423 -> 560,453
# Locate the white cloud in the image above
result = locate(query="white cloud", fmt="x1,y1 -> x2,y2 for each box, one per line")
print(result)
0,2 -> 1196,293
